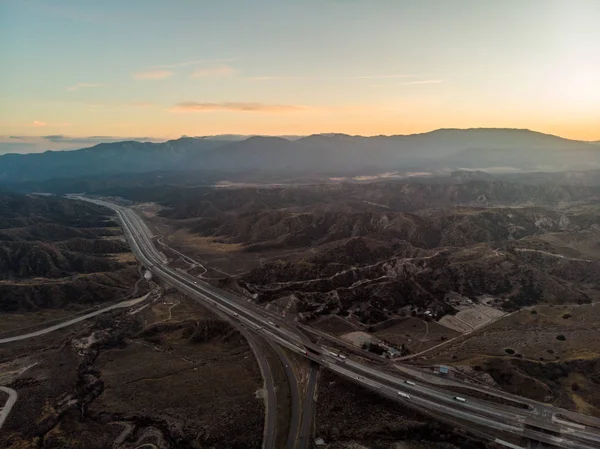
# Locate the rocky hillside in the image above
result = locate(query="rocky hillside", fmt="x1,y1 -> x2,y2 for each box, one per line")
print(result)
156,182 -> 600,325
0,193 -> 139,312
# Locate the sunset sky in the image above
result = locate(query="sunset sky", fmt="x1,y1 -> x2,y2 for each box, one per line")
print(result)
1,0 -> 599,152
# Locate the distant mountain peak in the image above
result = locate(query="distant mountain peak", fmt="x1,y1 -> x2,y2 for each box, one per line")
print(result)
1,128 -> 597,183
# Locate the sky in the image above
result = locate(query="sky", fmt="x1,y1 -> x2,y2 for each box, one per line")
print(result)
1,0 -> 599,153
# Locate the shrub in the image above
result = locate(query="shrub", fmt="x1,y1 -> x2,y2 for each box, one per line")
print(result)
556,335 -> 567,341
505,348 -> 515,355
562,314 -> 572,319
530,310 -> 537,315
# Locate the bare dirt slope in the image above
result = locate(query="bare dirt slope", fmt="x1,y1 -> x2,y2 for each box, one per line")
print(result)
314,370 -> 491,448
0,288 -> 264,449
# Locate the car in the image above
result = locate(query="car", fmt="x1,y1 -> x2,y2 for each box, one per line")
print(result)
405,380 -> 416,386
233,312 -> 239,317
398,392 -> 411,399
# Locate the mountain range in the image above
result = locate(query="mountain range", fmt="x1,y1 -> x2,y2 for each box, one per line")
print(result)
0,128 -> 598,183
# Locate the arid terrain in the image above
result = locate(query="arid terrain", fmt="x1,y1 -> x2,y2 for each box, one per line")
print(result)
0,193 -> 141,329
2,170 -> 600,447
133,176 -> 600,416
314,370 -> 491,448
0,194 -> 265,448
0,288 -> 265,448
420,301 -> 600,416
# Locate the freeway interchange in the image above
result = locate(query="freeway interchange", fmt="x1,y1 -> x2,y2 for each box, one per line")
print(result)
76,196 -> 600,449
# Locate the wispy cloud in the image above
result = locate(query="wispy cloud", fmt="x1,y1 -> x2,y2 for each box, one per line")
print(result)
402,79 -> 444,85
86,104 -> 106,111
127,101 -> 155,108
1,135 -> 165,154
157,58 -> 236,69
249,76 -> 281,81
134,59 -> 237,81
41,135 -> 161,145
169,102 -> 307,113
191,64 -> 236,78
249,74 -> 416,82
355,75 -> 416,80
132,70 -> 174,80
67,82 -> 105,91
31,120 -> 47,127
84,102 -> 154,110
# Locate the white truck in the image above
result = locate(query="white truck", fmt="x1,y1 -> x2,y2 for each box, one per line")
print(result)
405,380 -> 416,386
454,396 -> 467,403
398,392 -> 411,399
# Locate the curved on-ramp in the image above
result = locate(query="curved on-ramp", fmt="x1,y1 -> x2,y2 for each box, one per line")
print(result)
0,387 -> 18,430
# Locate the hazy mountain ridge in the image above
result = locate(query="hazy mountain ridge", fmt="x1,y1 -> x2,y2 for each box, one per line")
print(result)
1,128 -> 598,183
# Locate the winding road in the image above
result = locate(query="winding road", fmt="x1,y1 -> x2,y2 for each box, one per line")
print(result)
0,294 -> 149,345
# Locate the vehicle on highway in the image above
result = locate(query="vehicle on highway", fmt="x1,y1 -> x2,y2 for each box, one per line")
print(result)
398,392 -> 411,399
454,396 -> 467,403
405,380 -> 416,386
268,321 -> 274,326
233,312 -> 239,317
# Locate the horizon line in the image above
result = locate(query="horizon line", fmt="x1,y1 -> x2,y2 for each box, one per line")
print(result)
3,127 -> 598,145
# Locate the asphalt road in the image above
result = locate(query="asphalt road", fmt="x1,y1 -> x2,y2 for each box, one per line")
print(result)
0,387 -> 17,430
0,295 -> 148,345
297,363 -> 319,449
61,196 -> 600,449
242,330 -> 278,449
268,341 -> 301,449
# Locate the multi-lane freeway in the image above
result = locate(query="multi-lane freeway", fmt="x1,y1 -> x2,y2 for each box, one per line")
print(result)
68,196 -> 600,449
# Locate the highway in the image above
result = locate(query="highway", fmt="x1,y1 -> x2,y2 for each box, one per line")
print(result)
0,387 -> 17,430
72,196 -> 600,449
240,329 -> 278,449
297,363 -> 319,449
268,341 -> 301,449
